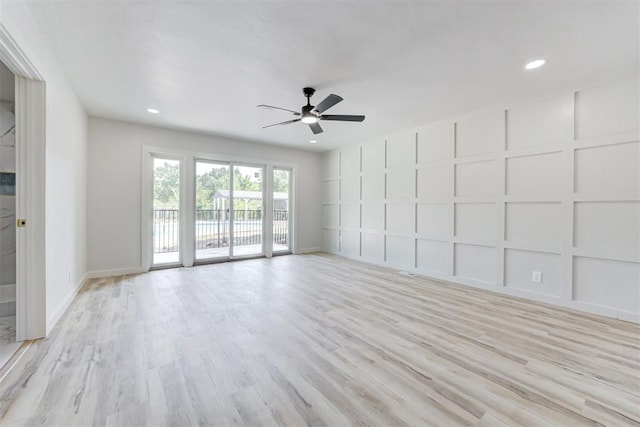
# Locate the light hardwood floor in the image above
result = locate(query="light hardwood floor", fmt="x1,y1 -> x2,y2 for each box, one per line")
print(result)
0,315 -> 20,369
0,253 -> 638,426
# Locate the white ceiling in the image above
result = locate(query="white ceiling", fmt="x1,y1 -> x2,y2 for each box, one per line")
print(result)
25,0 -> 639,152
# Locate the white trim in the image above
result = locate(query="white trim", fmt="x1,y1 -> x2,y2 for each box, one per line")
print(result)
183,158 -> 194,267
45,274 -> 87,335
145,152 -> 186,269
15,76 -> 46,341
227,161 -> 267,260
281,166 -> 295,255
228,162 -> 235,258
0,23 -> 47,341
265,164 -> 274,258
326,75 -> 640,326
295,247 -> 322,254
0,23 -> 42,81
333,250 -> 637,324
618,311 -> 640,324
86,267 -> 147,279
141,147 -> 153,271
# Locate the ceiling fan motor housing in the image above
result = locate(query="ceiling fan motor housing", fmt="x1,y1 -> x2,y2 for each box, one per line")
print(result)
259,87 -> 365,135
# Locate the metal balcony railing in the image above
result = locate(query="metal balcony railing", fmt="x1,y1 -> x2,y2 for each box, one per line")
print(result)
153,209 -> 289,254
153,209 -> 179,253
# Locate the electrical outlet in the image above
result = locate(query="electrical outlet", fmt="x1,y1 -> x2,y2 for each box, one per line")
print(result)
531,270 -> 542,283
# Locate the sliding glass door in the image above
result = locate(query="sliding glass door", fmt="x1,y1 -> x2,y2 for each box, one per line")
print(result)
193,161 -> 264,262
195,161 -> 230,261
152,156 -> 182,266
147,150 -> 290,268
273,168 -> 291,254
231,164 -> 264,258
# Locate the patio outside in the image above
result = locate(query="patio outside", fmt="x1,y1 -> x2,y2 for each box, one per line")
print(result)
152,160 -> 290,265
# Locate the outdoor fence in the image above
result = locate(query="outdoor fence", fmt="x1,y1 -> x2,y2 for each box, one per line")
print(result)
273,209 -> 288,246
153,209 -> 288,253
153,209 -> 180,253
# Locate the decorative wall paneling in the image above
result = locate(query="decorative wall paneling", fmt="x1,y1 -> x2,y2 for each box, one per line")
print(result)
322,76 -> 639,322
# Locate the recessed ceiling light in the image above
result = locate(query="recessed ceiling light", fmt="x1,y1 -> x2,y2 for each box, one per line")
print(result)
147,108 -> 160,114
309,140 -> 317,144
525,59 -> 546,70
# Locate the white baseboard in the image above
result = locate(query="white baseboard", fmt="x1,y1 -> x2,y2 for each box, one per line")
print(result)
46,273 -> 87,335
294,247 -> 322,254
618,311 -> 640,324
325,252 -> 639,325
46,267 -> 148,335
86,267 -> 147,279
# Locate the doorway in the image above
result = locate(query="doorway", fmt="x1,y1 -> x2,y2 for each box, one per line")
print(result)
273,168 -> 291,254
145,149 -> 292,269
192,161 -> 265,263
0,60 -> 19,366
229,164 -> 264,258
195,161 -> 230,261
0,24 -> 48,355
152,156 -> 182,267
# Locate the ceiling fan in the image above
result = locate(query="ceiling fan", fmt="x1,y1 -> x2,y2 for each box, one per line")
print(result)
258,87 -> 365,135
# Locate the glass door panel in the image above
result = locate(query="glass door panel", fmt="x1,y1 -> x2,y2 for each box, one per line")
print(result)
195,161 -> 230,261
152,157 -> 181,266
231,165 -> 264,257
273,168 -> 291,253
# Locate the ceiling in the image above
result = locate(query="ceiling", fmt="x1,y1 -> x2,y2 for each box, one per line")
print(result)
25,0 -> 639,152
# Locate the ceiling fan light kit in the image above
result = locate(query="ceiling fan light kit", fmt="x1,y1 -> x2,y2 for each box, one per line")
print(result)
258,87 -> 365,135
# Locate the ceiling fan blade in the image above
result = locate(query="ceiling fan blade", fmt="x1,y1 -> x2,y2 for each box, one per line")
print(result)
262,118 -> 301,129
257,104 -> 301,116
313,94 -> 343,114
309,122 -> 323,134
320,114 -> 365,122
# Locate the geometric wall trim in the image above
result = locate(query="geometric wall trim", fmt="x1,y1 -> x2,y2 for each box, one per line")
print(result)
322,75 -> 640,323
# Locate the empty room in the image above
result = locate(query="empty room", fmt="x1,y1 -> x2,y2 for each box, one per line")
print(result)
0,0 -> 638,425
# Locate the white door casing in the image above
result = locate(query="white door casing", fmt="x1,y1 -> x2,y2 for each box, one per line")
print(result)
0,23 -> 47,340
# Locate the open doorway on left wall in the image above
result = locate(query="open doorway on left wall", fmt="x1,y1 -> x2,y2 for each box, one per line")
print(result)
0,60 -> 19,368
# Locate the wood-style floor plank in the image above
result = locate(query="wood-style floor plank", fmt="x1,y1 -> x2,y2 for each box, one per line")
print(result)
0,253 -> 638,426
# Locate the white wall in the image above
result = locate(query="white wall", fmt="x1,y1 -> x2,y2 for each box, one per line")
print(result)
0,0 -> 89,332
323,75 -> 640,323
87,117 -> 322,274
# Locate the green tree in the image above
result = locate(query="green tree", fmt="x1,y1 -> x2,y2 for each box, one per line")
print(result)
155,162 -> 274,211
196,166 -> 230,209
153,160 -> 180,209
195,167 -> 263,210
273,170 -> 289,193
